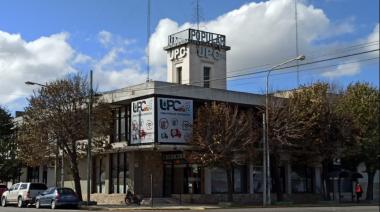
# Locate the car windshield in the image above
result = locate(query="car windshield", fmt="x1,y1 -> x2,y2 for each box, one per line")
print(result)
58,188 -> 76,195
30,183 -> 47,190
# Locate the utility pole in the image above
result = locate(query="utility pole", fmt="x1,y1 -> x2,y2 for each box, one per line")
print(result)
146,0 -> 151,82
61,146 -> 64,187
262,113 -> 267,206
87,70 -> 93,205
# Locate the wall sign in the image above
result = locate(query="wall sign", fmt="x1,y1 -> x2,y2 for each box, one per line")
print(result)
169,46 -> 187,61
131,97 -> 155,144
158,98 -> 193,143
197,46 -> 222,60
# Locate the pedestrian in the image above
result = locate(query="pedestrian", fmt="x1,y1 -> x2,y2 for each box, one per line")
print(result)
355,182 -> 363,203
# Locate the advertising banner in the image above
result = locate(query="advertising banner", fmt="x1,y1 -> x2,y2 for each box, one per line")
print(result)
131,97 -> 155,144
158,97 -> 193,143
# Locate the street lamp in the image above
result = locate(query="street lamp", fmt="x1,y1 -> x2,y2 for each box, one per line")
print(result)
263,55 -> 305,206
25,81 -> 64,188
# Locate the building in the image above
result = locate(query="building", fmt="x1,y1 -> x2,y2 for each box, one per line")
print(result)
14,28 -> 379,204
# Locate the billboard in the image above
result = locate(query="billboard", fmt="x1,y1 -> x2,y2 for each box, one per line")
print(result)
131,97 -> 155,144
158,98 -> 193,143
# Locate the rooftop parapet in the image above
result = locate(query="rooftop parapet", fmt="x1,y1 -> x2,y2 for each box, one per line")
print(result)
164,28 -> 230,50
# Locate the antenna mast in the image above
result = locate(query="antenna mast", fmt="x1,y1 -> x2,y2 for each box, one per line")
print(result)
295,0 -> 300,86
146,0 -> 151,82
196,0 -> 200,30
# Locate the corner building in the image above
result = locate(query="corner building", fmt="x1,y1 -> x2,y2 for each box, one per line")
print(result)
25,29 -> 378,204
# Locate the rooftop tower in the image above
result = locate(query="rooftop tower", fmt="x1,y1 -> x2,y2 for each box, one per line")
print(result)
164,29 -> 230,89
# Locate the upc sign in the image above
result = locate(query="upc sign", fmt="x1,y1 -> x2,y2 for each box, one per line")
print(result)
169,47 -> 187,61
133,100 -> 152,113
159,99 -> 189,112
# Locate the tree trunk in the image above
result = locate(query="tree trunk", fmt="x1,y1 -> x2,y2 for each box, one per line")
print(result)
226,168 -> 233,202
366,171 -> 375,201
272,156 -> 283,201
321,162 -> 331,200
68,153 -> 83,201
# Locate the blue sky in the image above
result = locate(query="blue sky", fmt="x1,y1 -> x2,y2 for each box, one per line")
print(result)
0,0 -> 379,114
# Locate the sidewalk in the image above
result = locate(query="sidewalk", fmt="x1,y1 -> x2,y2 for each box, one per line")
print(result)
85,204 -> 221,210
84,201 -> 379,211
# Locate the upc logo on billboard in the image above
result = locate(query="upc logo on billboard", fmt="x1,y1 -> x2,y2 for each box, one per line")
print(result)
133,100 -> 152,113
159,99 -> 190,112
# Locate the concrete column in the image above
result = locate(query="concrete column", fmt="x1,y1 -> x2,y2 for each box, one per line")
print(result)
204,168 -> 212,194
314,167 -> 322,193
285,162 -> 292,194
249,164 -> 254,194
104,154 -> 110,194
39,166 -> 43,183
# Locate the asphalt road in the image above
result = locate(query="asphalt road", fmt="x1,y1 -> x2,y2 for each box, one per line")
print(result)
0,205 -> 379,212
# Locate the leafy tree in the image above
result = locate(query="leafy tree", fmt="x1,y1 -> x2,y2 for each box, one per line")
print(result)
267,96 -> 309,201
18,74 -> 112,200
337,82 -> 379,200
0,106 -> 20,182
186,102 -> 259,202
284,82 -> 354,200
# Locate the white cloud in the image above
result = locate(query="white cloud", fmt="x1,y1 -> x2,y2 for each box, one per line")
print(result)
148,0 -> 355,80
98,30 -> 112,47
0,30 -> 75,106
321,62 -> 360,78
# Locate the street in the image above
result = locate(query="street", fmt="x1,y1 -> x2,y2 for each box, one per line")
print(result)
0,205 -> 379,212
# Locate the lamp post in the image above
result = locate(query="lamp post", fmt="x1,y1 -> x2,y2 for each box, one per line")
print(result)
87,70 -> 93,206
25,81 -> 64,187
263,55 -> 305,206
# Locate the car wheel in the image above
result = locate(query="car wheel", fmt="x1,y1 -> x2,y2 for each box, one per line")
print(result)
51,200 -> 56,210
18,197 -> 24,208
36,200 -> 40,209
1,197 -> 7,207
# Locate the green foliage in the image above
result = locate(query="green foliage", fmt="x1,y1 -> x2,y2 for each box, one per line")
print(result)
0,106 -> 20,182
337,82 -> 379,172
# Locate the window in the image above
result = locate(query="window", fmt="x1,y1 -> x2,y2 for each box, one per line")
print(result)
211,166 -> 248,193
30,183 -> 47,190
291,166 -> 314,193
176,67 -> 182,84
203,67 -> 210,88
112,106 -> 131,143
20,184 -> 27,190
27,167 -> 39,182
109,152 -> 129,194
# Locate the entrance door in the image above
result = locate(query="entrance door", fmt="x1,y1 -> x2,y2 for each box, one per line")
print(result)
163,164 -> 173,197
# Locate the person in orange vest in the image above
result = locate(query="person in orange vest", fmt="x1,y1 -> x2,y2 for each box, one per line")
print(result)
355,182 -> 363,203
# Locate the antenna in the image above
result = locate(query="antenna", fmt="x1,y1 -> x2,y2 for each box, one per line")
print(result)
192,0 -> 203,30
196,0 -> 200,30
295,0 -> 300,86
146,0 -> 151,82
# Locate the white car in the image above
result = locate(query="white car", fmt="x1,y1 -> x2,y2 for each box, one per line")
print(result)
1,182 -> 47,208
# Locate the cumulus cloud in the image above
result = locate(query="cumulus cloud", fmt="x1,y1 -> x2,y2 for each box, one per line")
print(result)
321,62 -> 360,78
148,0 -> 355,79
0,30 -> 75,106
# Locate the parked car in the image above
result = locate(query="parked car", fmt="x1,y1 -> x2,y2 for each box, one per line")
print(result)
0,185 -> 7,198
1,182 -> 47,208
35,187 -> 81,209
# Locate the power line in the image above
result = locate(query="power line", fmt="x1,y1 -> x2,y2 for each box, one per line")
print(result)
109,48 -> 379,93
229,57 -> 380,86
226,40 -> 379,76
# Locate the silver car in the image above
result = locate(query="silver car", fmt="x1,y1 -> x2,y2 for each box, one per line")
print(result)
1,182 -> 47,208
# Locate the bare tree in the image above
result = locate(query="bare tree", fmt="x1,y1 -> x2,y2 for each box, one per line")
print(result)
186,102 -> 259,202
18,74 -> 112,200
